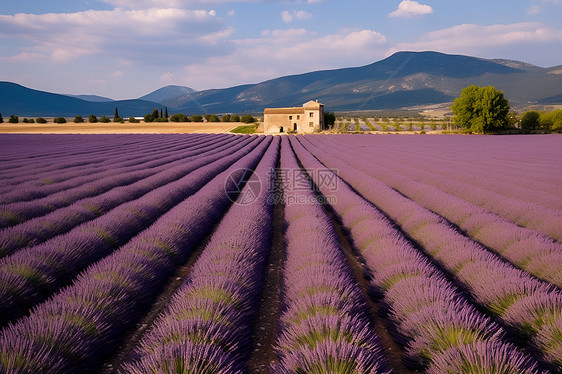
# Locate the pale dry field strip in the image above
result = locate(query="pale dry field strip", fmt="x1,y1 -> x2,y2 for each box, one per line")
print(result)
0,122 -> 241,134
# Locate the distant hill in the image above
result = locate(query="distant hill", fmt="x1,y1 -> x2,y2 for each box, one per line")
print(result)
1,52 -> 561,116
0,82 -> 161,117
139,85 -> 196,104
65,94 -> 114,102
163,51 -> 562,113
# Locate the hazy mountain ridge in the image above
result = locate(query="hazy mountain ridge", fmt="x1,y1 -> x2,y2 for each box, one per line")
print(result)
1,51 -> 561,116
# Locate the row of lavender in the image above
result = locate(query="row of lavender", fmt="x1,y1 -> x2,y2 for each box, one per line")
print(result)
296,135 -> 562,370
0,134 -> 201,193
290,136 -> 545,372
0,134 -> 229,217
121,137 -> 279,372
273,137 -> 389,372
0,135 -> 246,255
306,135 -> 562,287
0,135 -> 272,373
0,135 -> 262,326
312,135 -> 562,241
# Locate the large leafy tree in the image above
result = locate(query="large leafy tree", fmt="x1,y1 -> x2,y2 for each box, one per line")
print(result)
451,85 -> 510,133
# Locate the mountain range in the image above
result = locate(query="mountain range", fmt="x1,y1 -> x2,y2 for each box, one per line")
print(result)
1,51 -> 561,117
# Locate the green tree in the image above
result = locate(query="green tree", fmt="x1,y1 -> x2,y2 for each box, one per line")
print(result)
324,111 -> 336,128
53,117 -> 67,123
99,115 -> 110,123
230,114 -> 240,122
190,115 -> 203,122
451,85 -> 510,133
114,107 -> 119,119
129,117 -> 139,123
0,113 -> 3,123
36,117 -> 47,123
144,113 -> 154,123
8,115 -> 19,123
165,107 -> 168,118
89,114 -> 98,123
540,109 -> 562,132
159,108 -> 163,118
520,110 -> 540,132
152,108 -> 159,119
74,115 -> 84,123
221,114 -> 231,122
240,114 -> 255,123
170,113 -> 189,122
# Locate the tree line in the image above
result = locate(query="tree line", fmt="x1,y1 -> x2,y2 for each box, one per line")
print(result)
0,107 -> 258,125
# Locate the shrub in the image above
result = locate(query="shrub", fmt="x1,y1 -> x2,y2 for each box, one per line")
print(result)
170,113 -> 189,122
74,115 -> 84,123
22,118 -> 35,123
240,114 -> 256,124
129,117 -> 139,123
113,116 -> 123,123
190,115 -> 203,122
204,114 -> 220,122
230,114 -> 240,122
144,114 -> 154,123
36,117 -> 47,123
99,115 -> 110,123
520,111 -> 540,132
53,117 -> 67,124
8,115 -> 19,123
89,114 -> 98,123
221,114 -> 231,122
153,118 -> 169,122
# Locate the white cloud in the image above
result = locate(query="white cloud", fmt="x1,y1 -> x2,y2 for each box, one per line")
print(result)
281,10 -> 312,23
393,22 -> 562,52
0,8 -> 228,63
389,0 -> 433,18
227,9 -> 236,16
527,5 -> 541,14
182,28 -> 387,89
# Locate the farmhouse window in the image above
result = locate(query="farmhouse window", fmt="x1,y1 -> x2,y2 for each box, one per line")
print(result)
309,122 -> 313,127
297,115 -> 300,120
289,115 -> 292,120
309,112 -> 313,118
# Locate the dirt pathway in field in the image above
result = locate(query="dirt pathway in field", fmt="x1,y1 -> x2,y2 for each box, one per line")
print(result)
99,227 -> 217,373
287,140 -> 419,373
247,159 -> 285,373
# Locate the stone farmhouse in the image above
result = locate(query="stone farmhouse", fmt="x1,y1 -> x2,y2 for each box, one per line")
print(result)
263,100 -> 324,134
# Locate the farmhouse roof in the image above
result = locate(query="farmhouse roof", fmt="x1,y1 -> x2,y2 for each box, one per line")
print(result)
264,107 -> 305,115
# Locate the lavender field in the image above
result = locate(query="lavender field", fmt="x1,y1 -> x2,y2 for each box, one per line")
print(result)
0,133 -> 561,373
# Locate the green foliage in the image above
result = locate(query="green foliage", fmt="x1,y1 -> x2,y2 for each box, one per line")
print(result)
520,110 -> 540,132
221,114 -> 231,122
99,115 -> 110,123
113,116 -> 123,123
324,111 -> 336,128
8,115 -> 19,123
240,114 -> 256,124
53,117 -> 67,124
114,107 -> 119,119
230,114 -> 240,122
169,113 -> 189,122
129,117 -> 139,123
204,114 -> 220,122
36,117 -> 47,124
190,115 -> 203,122
22,118 -> 35,123
164,107 -> 168,118
0,113 -> 3,123
540,109 -> 562,132
144,113 -> 154,123
451,85 -> 510,133
152,108 -> 159,119
231,124 -> 258,134
89,114 -> 98,123
153,117 -> 169,122
74,115 -> 84,123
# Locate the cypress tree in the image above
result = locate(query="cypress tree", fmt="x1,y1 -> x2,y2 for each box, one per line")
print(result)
165,107 -> 168,118
160,108 -> 163,118
152,108 -> 159,119
114,107 -> 119,119
0,113 -> 3,123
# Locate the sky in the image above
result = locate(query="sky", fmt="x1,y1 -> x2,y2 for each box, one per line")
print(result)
1,0 -> 561,100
